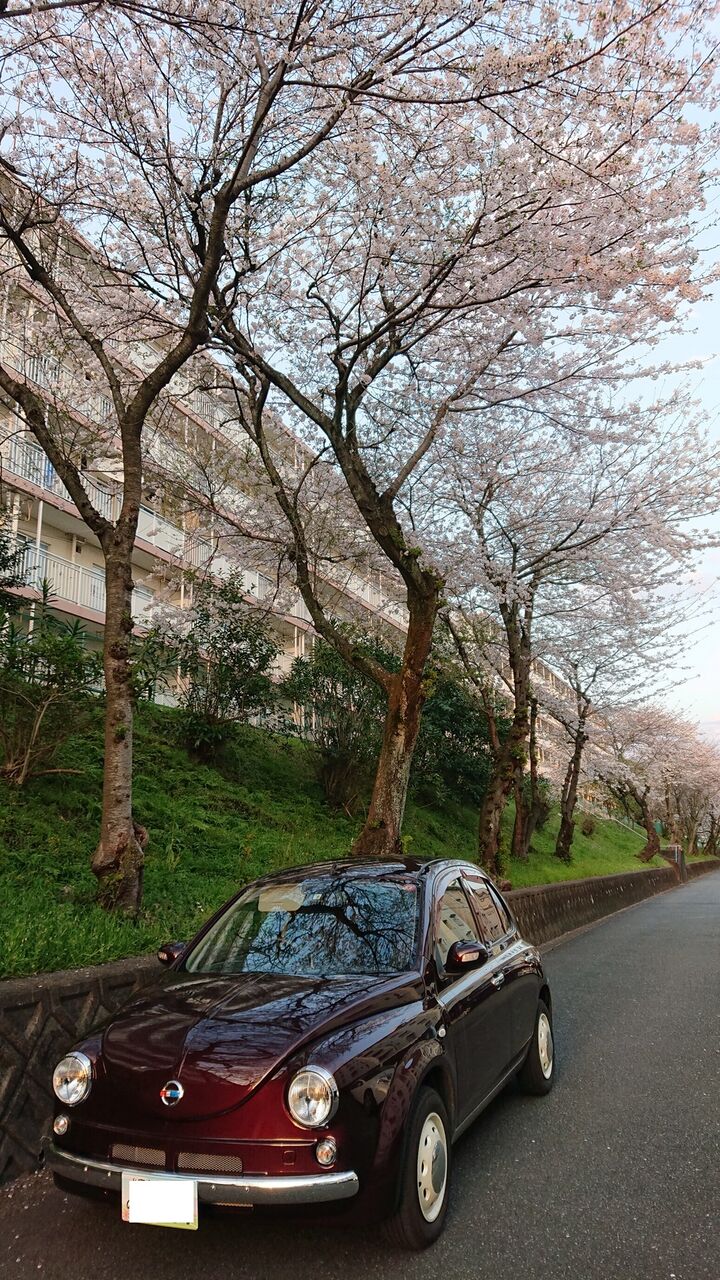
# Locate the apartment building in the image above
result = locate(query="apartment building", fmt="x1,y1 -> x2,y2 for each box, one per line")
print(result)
0,187 -> 572,781
0,208 -> 410,699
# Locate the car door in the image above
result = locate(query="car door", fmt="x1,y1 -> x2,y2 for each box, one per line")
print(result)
432,876 -> 511,1123
463,875 -> 538,1063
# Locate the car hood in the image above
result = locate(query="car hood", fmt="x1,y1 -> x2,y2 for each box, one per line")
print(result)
99,969 -> 418,1121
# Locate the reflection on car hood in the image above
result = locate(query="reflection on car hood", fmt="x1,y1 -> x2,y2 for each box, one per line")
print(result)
100,969 -> 419,1121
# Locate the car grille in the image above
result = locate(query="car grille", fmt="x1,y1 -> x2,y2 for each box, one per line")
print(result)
111,1144 -> 165,1168
177,1152 -> 244,1175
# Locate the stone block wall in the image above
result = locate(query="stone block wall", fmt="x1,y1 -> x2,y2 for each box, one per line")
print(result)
506,864 -> 678,946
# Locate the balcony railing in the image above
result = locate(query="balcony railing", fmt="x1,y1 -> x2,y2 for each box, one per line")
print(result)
136,505 -> 184,557
2,437 -> 216,571
3,436 -> 115,520
3,434 -> 408,631
17,544 -> 154,624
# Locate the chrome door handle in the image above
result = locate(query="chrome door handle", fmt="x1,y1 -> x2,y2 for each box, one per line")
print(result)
491,971 -> 505,988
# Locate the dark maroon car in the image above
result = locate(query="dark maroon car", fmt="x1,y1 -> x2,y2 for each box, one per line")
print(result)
47,857 -> 554,1249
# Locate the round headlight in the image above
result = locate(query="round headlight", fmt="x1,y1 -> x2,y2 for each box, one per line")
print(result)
52,1052 -> 93,1106
287,1066 -> 338,1128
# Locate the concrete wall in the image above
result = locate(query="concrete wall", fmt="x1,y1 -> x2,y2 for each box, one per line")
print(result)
506,864 -> 681,946
1,859 -> 718,1185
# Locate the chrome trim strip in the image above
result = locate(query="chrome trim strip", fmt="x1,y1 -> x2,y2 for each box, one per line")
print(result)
46,1143 -> 359,1205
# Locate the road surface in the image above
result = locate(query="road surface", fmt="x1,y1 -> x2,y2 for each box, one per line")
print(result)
2,870 -> 719,1280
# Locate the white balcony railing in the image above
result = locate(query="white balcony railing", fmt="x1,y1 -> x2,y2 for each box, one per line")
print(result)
3,433 -> 408,631
3,437 -> 214,570
18,543 -> 153,624
136,505 -> 184,557
3,436 -> 115,520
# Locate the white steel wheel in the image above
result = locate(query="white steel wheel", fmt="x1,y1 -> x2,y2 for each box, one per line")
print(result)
383,1086 -> 452,1250
416,1111 -> 448,1223
538,1011 -> 553,1079
518,998 -> 555,1096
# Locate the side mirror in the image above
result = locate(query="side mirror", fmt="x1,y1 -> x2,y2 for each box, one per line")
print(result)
446,940 -> 488,972
157,941 -> 186,967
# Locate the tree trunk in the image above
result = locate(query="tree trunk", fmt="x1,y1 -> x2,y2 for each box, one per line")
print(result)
510,763 -> 527,860
351,595 -> 437,858
91,547 -> 145,912
637,792 -> 660,862
511,698 -> 549,862
555,718 -> 588,863
478,710 -> 529,879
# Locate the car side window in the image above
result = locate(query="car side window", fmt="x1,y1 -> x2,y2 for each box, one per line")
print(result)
488,884 -> 513,936
434,880 -> 481,973
464,877 -> 508,946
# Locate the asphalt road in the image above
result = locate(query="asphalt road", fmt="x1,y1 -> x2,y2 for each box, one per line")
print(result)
2,871 -> 719,1280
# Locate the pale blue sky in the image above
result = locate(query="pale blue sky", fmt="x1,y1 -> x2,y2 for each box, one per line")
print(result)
656,202 -> 720,739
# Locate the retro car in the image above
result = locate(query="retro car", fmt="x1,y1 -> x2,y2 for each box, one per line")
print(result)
47,857 -> 554,1250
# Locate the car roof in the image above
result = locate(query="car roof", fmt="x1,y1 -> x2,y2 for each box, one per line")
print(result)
248,856 -> 485,889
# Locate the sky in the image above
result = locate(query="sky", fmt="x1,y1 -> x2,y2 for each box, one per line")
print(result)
657,205 -> 720,740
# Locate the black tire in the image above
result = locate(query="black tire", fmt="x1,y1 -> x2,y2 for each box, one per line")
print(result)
517,998 -> 555,1096
383,1086 -> 452,1251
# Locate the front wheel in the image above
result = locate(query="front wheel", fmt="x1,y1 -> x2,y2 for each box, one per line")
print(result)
518,998 -> 555,1095
383,1086 -> 451,1250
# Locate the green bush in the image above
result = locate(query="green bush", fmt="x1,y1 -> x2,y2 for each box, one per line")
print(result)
0,590 -> 102,786
283,633 -> 393,812
158,574 -> 281,761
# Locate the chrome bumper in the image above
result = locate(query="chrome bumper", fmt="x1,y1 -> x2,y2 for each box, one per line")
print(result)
47,1143 -> 359,1206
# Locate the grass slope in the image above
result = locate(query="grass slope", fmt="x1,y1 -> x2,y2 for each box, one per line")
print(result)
0,703 -> 657,978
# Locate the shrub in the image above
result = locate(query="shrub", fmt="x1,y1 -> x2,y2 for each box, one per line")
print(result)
0,523 -> 23,620
412,669 -> 500,808
157,573 -> 281,761
581,814 -> 597,837
0,589 -> 102,786
283,632 -> 392,812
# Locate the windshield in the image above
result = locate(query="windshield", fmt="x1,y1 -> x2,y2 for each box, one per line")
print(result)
183,872 -> 420,978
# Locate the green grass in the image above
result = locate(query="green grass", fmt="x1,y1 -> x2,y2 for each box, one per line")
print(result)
0,702 -> 659,979
498,805 -> 664,888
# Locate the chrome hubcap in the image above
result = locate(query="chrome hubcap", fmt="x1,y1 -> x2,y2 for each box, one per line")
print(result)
417,1111 -> 447,1223
538,1011 -> 553,1079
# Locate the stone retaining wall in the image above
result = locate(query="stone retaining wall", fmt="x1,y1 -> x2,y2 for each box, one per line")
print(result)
506,864 -> 678,946
2,860 -> 719,1185
686,858 -> 720,880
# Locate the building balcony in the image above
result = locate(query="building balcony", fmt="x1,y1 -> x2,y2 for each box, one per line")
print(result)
2,435 -> 215,570
3,436 -> 404,632
16,543 -> 154,625
4,435 -> 116,519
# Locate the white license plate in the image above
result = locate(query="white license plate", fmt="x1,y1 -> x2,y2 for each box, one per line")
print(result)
121,1172 -> 198,1230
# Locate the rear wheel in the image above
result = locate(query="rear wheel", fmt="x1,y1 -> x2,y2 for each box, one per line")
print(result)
518,998 -> 555,1095
383,1087 -> 451,1250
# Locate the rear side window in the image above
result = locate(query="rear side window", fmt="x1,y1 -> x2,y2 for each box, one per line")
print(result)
488,884 -> 513,935
434,880 -> 481,971
464,877 -> 508,945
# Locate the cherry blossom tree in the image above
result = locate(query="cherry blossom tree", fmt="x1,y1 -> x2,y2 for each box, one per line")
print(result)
0,3 -> 477,907
595,707 -> 720,861
204,1 -> 720,858
655,718 -> 720,857
441,404 -> 720,877
541,582 -> 691,863
0,0 -> 718,889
